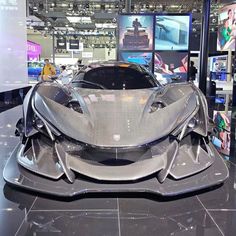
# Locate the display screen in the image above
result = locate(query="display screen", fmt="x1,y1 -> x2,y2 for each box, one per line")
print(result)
27,40 -> 41,60
154,51 -> 188,84
210,56 -> 227,81
155,15 -> 190,51
119,52 -> 153,71
57,38 -> 67,49
68,39 -> 80,50
119,15 -> 153,50
213,111 -> 231,156
217,4 -> 236,51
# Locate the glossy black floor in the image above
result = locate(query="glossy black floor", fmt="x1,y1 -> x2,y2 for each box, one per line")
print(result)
1,106 -> 236,236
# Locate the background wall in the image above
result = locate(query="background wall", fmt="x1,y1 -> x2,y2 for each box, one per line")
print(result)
27,31 -> 117,64
0,0 -> 27,91
27,34 -> 53,59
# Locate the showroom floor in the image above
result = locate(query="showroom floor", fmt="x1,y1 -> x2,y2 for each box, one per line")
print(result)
1,106 -> 236,236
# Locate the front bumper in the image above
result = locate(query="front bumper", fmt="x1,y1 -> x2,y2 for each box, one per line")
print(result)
3,142 -> 229,197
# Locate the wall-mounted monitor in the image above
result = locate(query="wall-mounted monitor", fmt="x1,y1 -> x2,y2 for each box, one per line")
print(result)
56,38 -> 67,50
27,40 -> 41,60
217,4 -> 236,51
118,15 -> 154,50
68,39 -> 80,50
119,51 -> 153,71
155,15 -> 190,51
154,51 -> 188,84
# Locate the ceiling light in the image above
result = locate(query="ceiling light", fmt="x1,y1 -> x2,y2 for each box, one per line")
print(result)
61,3 -> 68,7
68,27 -> 75,31
67,17 -> 92,24
95,23 -> 116,29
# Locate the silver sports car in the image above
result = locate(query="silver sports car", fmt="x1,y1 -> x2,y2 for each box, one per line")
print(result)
4,61 -> 229,197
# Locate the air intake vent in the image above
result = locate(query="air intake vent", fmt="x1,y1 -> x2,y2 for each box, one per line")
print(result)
149,101 -> 165,113
67,101 -> 83,114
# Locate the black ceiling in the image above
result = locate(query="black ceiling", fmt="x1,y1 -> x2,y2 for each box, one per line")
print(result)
27,0 -> 232,36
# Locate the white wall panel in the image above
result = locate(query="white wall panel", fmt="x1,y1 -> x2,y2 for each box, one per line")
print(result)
0,0 -> 27,91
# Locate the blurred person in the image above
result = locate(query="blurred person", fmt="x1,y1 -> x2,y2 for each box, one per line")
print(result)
226,9 -> 234,27
58,65 -> 71,84
222,19 -> 231,43
77,59 -> 84,71
189,61 -> 197,81
41,59 -> 56,81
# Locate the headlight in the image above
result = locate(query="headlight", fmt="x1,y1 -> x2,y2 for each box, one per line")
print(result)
188,117 -> 198,129
149,101 -> 165,113
33,114 -> 44,129
67,101 -> 83,114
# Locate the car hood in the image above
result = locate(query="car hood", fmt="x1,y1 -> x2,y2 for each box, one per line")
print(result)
34,85 -> 197,147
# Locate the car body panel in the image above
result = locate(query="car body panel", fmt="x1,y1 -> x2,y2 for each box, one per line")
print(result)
34,84 -> 197,147
3,142 -> 228,197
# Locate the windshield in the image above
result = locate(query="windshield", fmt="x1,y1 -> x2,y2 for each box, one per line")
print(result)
71,66 -> 160,90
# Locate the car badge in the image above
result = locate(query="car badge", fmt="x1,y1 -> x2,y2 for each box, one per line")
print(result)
113,134 -> 120,141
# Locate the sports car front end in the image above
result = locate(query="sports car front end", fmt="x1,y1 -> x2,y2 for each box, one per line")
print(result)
3,62 -> 229,197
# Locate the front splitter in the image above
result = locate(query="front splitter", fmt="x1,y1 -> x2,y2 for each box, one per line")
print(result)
3,143 -> 229,197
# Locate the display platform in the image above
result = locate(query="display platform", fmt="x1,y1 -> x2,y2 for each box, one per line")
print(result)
4,142 -> 228,198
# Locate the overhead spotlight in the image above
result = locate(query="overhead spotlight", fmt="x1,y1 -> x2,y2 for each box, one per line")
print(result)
162,4 -> 166,11
73,3 -> 78,11
39,3 -> 44,11
101,4 -> 105,11
149,4 -> 154,10
33,5 -> 38,11
212,18 -> 217,23
68,3 -> 73,10
192,28 -> 197,32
